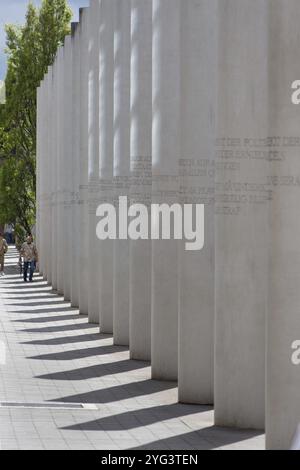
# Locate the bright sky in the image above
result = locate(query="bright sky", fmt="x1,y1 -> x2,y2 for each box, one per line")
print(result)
0,0 -> 89,80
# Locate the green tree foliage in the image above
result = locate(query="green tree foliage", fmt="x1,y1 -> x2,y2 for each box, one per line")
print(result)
0,0 -> 72,238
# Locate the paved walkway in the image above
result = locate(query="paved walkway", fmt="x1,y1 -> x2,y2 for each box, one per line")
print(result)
0,247 -> 265,450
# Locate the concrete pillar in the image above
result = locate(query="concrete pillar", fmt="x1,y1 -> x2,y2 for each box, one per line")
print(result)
87,0 -> 100,324
37,81 -> 44,274
151,0 -> 181,381
63,36 -> 73,301
70,23 -> 80,307
214,0 -> 268,429
40,73 -> 48,280
51,59 -> 58,292
56,46 -> 65,295
40,71 -> 53,282
113,0 -> 131,346
46,68 -> 53,285
267,0 -> 300,449
98,0 -> 115,334
36,83 -> 44,274
36,86 -> 41,266
78,7 -> 90,314
129,0 -> 152,361
46,70 -> 52,281
178,0 -> 217,405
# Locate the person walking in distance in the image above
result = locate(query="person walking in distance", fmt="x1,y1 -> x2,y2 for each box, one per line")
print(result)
0,233 -> 8,276
20,235 -> 38,283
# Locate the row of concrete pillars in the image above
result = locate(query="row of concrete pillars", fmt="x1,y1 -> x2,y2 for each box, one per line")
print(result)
36,0 -> 300,450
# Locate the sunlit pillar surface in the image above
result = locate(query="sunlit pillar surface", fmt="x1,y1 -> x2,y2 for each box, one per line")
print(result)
56,46 -> 65,295
178,0 -> 217,405
51,60 -> 58,291
36,83 -> 44,275
78,7 -> 90,314
87,0 -> 101,324
44,67 -> 52,286
129,0 -> 152,361
36,86 -> 41,270
113,0 -> 131,346
41,72 -> 48,281
267,0 -> 300,450
98,0 -> 115,333
151,0 -> 181,380
214,0 -> 268,429
63,35 -> 73,301
70,22 -> 81,307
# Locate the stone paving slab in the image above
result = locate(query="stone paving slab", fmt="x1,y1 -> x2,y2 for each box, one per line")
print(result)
0,247 -> 265,450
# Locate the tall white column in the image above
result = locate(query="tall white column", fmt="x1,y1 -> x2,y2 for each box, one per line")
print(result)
98,0 -> 115,334
36,86 -> 41,267
78,7 -> 90,314
56,46 -> 65,294
40,69 -> 52,281
267,0 -> 300,450
63,35 -> 73,301
178,0 -> 217,405
51,59 -> 58,292
70,22 -> 80,307
214,0 -> 268,429
37,82 -> 45,275
129,0 -> 152,361
37,77 -> 48,279
151,0 -> 181,381
46,70 -> 52,281
41,71 -> 53,283
46,67 -> 53,285
113,0 -> 131,346
87,0 -> 101,324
